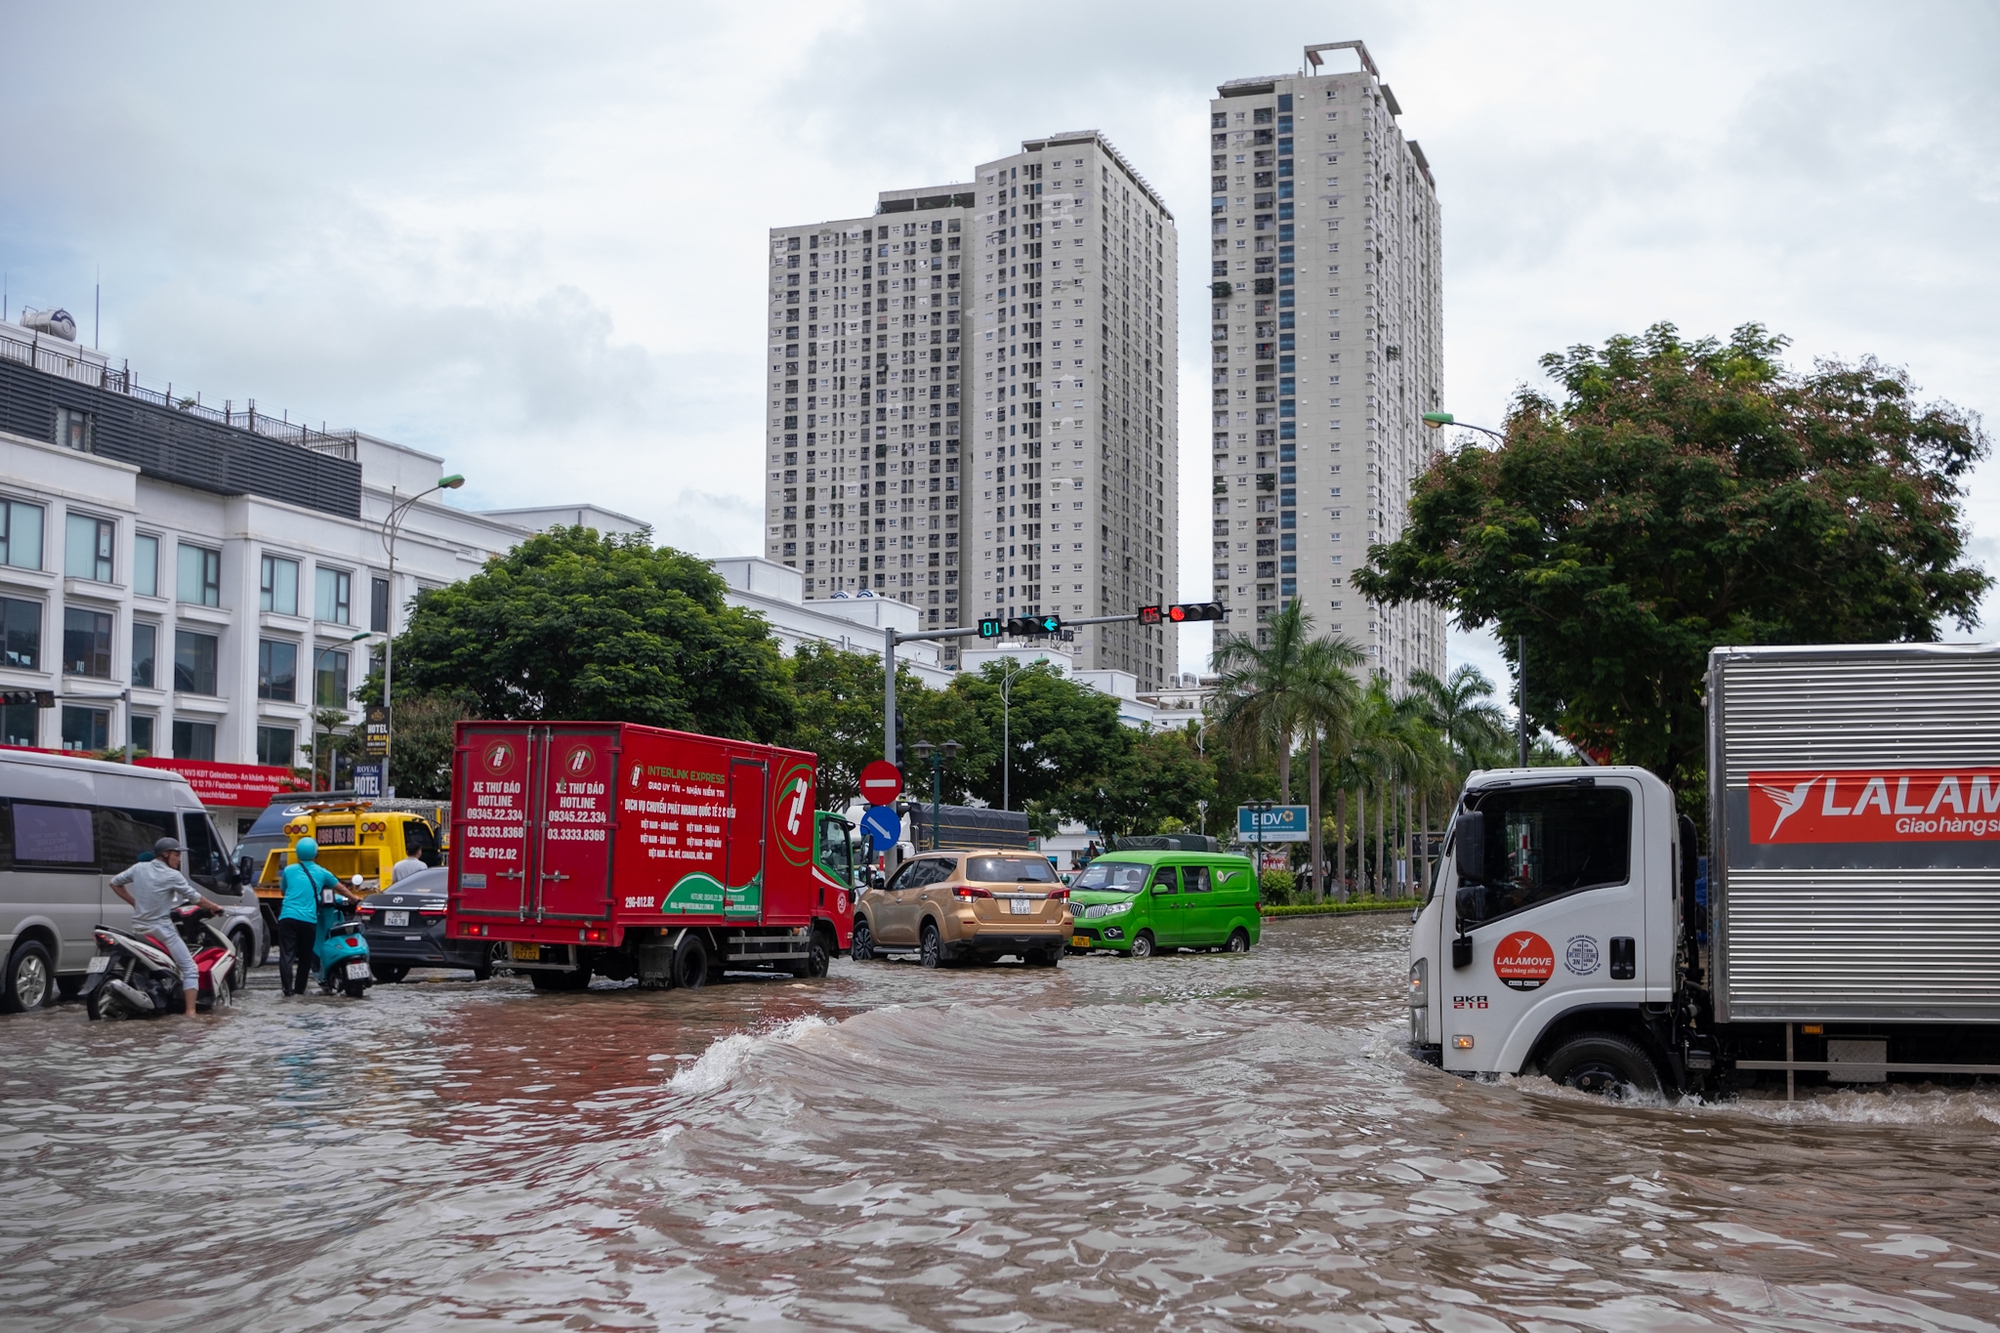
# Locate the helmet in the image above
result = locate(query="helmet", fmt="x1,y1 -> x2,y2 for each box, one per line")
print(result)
153,837 -> 185,855
296,837 -> 321,861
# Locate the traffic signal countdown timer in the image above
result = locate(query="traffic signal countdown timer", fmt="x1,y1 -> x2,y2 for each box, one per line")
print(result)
1137,603 -> 1226,625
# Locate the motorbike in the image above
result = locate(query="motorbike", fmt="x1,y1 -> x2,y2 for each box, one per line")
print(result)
79,905 -> 241,1020
315,874 -> 373,999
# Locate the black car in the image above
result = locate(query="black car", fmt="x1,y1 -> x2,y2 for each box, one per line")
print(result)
355,867 -> 493,982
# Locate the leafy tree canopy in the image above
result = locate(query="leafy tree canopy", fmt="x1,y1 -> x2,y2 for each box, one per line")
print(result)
948,659 -> 1128,811
1355,323 -> 1990,797
1087,724 -> 1218,840
394,527 -> 793,742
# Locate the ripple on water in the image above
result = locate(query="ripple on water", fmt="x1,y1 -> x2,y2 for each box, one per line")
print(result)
1,915 -> 1999,1331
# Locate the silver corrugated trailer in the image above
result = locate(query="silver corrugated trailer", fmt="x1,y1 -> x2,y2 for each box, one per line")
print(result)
1708,643 -> 2000,1025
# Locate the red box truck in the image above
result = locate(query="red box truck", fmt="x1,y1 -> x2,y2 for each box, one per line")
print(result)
445,721 -> 857,991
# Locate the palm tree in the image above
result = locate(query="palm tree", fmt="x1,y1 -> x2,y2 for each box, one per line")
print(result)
1410,664 -> 1510,779
1344,676 -> 1433,896
1211,602 -> 1363,899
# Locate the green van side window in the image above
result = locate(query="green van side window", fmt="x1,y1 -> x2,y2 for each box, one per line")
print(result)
1149,865 -> 1178,895
1183,866 -> 1212,893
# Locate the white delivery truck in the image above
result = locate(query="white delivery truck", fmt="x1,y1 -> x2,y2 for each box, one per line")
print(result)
1408,642 -> 2000,1097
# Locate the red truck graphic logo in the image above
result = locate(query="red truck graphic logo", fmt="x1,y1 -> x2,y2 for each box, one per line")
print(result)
1752,769 -> 2000,843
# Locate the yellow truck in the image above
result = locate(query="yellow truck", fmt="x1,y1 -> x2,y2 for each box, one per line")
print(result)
251,801 -> 447,918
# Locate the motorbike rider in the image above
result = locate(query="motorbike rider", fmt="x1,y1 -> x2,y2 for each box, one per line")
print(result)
109,838 -> 229,1017
277,837 -> 343,996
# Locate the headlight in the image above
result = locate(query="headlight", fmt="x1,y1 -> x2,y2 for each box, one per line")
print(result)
1099,901 -> 1132,917
1409,957 -> 1429,1007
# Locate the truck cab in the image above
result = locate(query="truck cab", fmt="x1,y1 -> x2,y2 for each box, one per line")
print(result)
1410,766 -> 1686,1095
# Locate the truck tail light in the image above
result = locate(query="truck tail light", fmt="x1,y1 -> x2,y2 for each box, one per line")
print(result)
954,886 -> 993,899
579,928 -> 608,943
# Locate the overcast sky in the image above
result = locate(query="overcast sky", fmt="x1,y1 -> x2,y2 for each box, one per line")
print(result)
4,1 -> 1996,688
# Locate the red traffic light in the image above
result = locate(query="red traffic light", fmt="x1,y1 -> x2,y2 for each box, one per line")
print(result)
1168,603 -> 1225,623
1136,605 -> 1162,626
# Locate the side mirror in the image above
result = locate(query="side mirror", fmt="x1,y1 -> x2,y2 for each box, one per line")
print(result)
320,888 -> 338,905
350,874 -> 364,889
1453,811 -> 1485,884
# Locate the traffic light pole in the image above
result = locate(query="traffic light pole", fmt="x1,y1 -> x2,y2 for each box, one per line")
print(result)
880,613 -> 1150,769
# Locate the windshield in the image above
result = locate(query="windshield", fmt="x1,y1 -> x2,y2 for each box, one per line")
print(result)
1071,861 -> 1150,893
1457,785 -> 1632,927
965,855 -> 1057,884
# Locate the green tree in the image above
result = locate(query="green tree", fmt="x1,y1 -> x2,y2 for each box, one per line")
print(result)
949,659 -> 1125,812
1356,323 -> 1989,802
1409,664 -> 1511,779
1091,724 -> 1217,841
394,527 -> 794,742
1210,602 -> 1316,801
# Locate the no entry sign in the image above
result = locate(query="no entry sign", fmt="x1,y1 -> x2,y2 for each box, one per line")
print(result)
859,759 -> 904,807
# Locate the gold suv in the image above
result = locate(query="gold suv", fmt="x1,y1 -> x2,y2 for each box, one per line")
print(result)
850,849 -> 1070,967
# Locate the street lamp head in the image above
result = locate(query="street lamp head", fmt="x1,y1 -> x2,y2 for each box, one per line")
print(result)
911,741 -> 934,760
437,474 -> 466,490
347,631 -> 372,643
940,740 -> 962,760
1421,411 -> 1453,429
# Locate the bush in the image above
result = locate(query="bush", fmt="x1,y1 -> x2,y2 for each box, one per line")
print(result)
1259,868 -> 1297,905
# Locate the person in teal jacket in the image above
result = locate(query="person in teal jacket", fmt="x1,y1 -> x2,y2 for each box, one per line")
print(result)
277,838 -> 338,996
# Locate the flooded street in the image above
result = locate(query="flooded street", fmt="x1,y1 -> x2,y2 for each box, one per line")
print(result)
5,913 -> 2000,1331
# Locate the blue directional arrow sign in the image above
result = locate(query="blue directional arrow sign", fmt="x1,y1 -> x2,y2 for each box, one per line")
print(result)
859,804 -> 903,853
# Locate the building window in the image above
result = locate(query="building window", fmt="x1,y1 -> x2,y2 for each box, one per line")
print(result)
1,596 -> 42,671
56,407 -> 93,452
60,705 -> 109,752
0,702 -> 36,747
132,622 -> 157,689
315,567 -> 351,624
257,639 -> 297,702
0,499 -> 44,571
129,714 -> 154,756
260,554 -> 299,615
256,724 -> 295,768
134,534 -> 159,597
173,629 -> 219,695
177,543 -> 221,606
315,648 -> 350,708
62,608 -> 112,678
371,577 -> 390,633
64,514 -> 115,583
172,719 -> 217,761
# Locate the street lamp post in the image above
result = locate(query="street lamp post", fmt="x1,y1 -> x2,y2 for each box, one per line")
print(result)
909,740 -> 961,851
308,630 -> 373,790
378,474 -> 465,779
999,658 -> 1028,812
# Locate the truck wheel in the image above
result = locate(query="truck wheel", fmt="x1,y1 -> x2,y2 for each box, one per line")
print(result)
919,922 -> 943,969
792,933 -> 831,979
850,919 -> 876,962
1540,1033 -> 1662,1099
673,934 -> 709,990
1,941 -> 54,1011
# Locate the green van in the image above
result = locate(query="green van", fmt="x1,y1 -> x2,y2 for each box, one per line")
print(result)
1066,851 -> 1262,957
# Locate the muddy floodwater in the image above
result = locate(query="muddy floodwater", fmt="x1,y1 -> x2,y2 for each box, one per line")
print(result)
5,914 -> 2000,1331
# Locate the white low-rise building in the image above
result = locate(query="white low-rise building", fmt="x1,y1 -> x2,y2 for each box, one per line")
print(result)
0,315 -> 640,830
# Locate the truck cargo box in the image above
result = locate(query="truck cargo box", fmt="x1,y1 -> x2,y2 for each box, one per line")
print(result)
446,721 -> 850,951
1709,643 -> 2000,1023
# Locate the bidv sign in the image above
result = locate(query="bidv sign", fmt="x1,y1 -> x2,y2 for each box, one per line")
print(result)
1237,805 -> 1310,843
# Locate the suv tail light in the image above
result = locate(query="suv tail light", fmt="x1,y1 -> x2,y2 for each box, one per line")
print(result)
954,886 -> 993,899
1047,888 -> 1069,900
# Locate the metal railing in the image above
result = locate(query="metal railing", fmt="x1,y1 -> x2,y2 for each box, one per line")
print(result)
0,327 -> 359,460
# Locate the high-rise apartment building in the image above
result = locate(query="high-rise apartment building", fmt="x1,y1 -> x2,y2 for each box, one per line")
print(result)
765,132 -> 1177,689
1207,41 -> 1445,687
764,186 -> 975,659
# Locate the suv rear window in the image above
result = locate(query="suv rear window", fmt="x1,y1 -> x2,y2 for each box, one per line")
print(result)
966,856 -> 1056,884
1071,861 -> 1149,892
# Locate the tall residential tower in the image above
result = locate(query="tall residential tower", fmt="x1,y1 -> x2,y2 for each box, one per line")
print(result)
1207,41 -> 1444,687
765,132 -> 1177,689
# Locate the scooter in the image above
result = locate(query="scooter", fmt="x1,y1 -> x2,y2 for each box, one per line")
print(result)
315,874 -> 373,999
79,906 -> 240,1020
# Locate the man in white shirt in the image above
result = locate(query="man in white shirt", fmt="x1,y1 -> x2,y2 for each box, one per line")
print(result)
110,838 -> 228,1017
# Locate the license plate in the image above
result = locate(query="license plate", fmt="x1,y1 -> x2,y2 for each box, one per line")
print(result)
510,942 -> 541,962
1006,897 -> 1032,915
87,955 -> 109,973
345,962 -> 371,980
1071,934 -> 1090,948
384,910 -> 410,927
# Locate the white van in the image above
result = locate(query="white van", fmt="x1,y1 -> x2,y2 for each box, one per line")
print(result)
0,750 -> 263,1011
